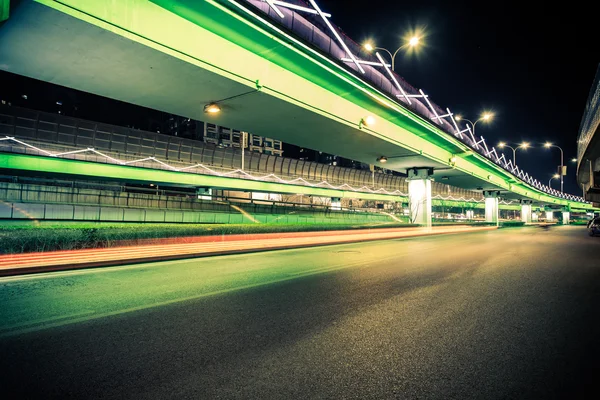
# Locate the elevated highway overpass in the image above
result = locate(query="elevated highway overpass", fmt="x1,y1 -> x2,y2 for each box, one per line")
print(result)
0,0 -> 596,225
577,64 -> 600,206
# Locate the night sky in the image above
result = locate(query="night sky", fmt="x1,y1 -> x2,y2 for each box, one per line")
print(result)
1,0 -> 598,195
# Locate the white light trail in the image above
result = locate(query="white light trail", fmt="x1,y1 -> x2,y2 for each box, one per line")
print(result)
341,58 -> 390,67
376,52 -> 412,105
264,0 -> 284,18
271,0 -> 331,17
307,0 -> 365,73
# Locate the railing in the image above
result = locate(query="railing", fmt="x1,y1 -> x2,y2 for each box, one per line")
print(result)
239,0 -> 587,203
0,180 -> 404,216
577,64 -> 600,161
0,136 -> 491,204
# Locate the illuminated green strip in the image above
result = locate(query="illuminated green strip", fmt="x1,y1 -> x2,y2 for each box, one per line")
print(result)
0,153 -> 551,211
1,152 -> 590,211
0,153 -> 406,202
0,0 -> 9,22
432,199 -> 519,211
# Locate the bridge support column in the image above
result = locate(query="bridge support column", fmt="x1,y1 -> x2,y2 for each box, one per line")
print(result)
484,191 -> 500,226
331,197 -> 341,211
407,168 -> 432,227
546,210 -> 554,222
466,209 -> 475,220
196,187 -> 212,200
562,207 -> 570,225
520,200 -> 532,224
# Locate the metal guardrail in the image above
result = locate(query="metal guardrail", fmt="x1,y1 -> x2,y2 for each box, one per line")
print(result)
239,0 -> 588,204
0,136 -> 493,204
0,180 -> 402,216
577,64 -> 600,161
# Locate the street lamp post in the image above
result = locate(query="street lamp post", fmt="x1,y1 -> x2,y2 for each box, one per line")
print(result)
548,173 -> 560,188
455,112 -> 494,136
364,35 -> 420,70
544,142 -> 564,192
497,142 -> 530,165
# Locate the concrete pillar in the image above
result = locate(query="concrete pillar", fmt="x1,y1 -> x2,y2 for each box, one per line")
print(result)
546,211 -> 554,222
520,200 -> 532,224
407,168 -> 433,227
562,211 -> 570,225
532,212 -> 539,222
466,209 -> 475,220
483,191 -> 500,225
331,197 -> 341,211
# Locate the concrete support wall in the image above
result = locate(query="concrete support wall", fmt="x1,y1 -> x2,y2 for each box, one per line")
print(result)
408,168 -> 432,227
484,191 -> 499,225
331,197 -> 341,211
521,204 -> 532,224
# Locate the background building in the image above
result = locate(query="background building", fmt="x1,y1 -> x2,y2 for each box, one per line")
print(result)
203,123 -> 283,156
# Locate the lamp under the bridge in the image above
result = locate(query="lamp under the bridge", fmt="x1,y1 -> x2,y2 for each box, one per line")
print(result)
361,115 -> 376,127
204,103 -> 221,114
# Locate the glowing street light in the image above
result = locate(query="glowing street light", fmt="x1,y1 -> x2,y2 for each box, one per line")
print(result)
549,173 -> 560,188
544,142 -> 564,192
497,141 -> 529,165
363,33 -> 422,70
203,103 -> 221,114
571,158 -> 577,162
360,115 -> 376,127
364,115 -> 376,126
482,112 -> 493,121
455,112 -> 494,136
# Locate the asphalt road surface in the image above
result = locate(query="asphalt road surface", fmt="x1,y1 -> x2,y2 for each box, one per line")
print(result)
1,225 -> 599,399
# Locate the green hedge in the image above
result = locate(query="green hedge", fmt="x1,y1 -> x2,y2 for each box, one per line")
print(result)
0,222 -> 418,254
432,221 -> 494,226
499,221 -> 526,227
571,220 -> 590,225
